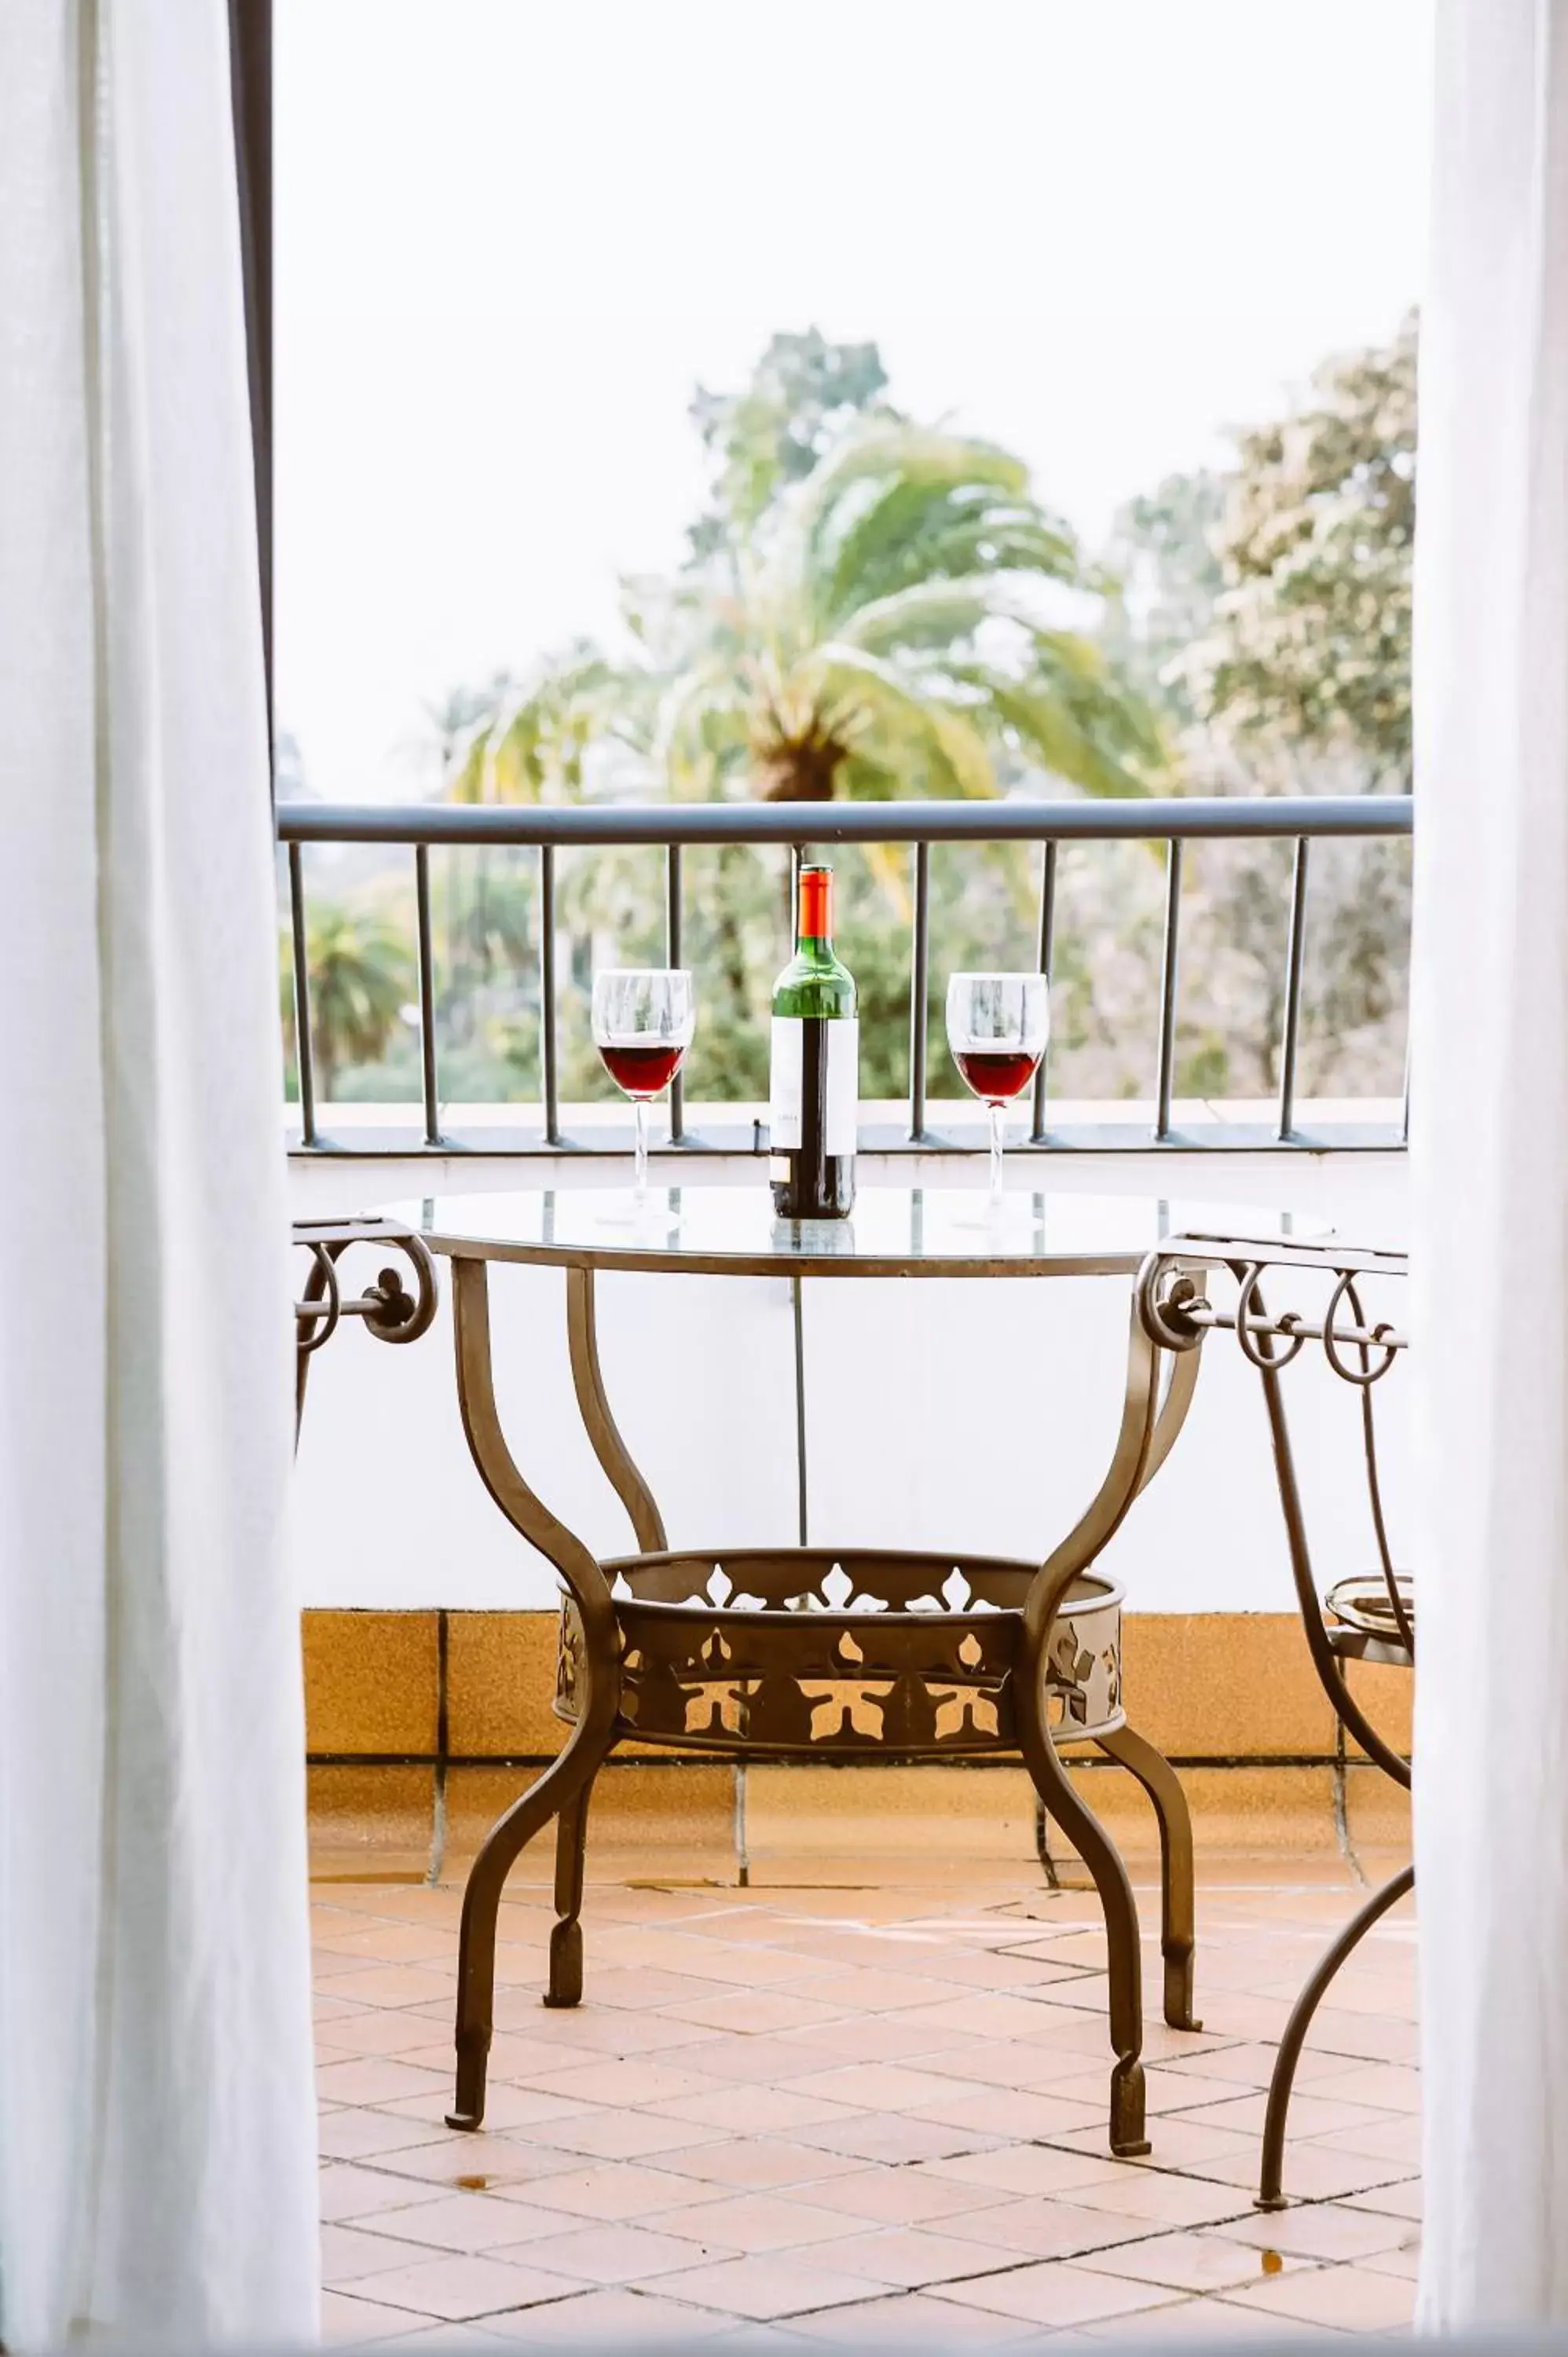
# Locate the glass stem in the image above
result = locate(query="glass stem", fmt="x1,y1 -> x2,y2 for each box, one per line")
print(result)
633,1097 -> 649,1200
987,1100 -> 1006,1202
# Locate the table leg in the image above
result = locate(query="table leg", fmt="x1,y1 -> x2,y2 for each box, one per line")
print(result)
1017,1710 -> 1151,2157
1096,1721 -> 1201,2030
1020,1297 -> 1206,2156
446,1258 -> 621,2130
547,1770 -> 605,2008
1257,1860 -> 1415,2210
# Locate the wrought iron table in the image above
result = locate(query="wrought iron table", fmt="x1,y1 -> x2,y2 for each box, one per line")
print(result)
299,1185 -> 1314,2162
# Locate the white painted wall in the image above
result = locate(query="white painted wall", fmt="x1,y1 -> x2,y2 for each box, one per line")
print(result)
289,1113 -> 1408,1615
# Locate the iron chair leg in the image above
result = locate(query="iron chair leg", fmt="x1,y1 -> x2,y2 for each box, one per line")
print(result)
1258,1861 -> 1415,2209
546,1763 -> 610,2007
447,1720 -> 614,2130
1096,1721 -> 1202,2031
1020,1714 -> 1149,2157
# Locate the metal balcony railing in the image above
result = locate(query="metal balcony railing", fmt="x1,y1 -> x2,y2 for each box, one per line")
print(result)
277,796 -> 1413,1158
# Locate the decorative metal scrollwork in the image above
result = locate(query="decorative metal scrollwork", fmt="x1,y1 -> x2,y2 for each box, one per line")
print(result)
293,1218 -> 439,1437
554,1549 -> 1123,1758
1137,1238 -> 1408,1382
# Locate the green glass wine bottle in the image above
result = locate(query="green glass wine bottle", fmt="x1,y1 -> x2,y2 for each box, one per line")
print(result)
769,862 -> 858,1219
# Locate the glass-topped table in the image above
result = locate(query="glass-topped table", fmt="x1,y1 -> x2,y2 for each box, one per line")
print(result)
396,1182 -> 1314,1280
295,1183 -> 1322,2166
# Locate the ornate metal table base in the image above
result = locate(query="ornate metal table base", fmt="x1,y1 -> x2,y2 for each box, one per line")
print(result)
1139,1237 -> 1412,2209
445,1248 -> 1209,2161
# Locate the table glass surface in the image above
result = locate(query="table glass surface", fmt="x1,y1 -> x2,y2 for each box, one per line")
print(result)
386,1184 -> 1325,1278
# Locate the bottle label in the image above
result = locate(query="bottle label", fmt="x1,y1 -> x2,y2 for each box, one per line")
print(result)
769,1016 -> 859,1154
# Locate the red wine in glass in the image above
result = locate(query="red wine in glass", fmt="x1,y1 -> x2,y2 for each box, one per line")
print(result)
945,971 -> 1050,1204
598,1041 -> 687,1098
590,968 -> 696,1200
952,1046 -> 1041,1104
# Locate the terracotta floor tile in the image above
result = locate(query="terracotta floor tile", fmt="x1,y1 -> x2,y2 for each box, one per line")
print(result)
940,2196 -> 1156,2263
1061,2171 -> 1255,2229
502,2220 -> 732,2283
910,2087 -> 1108,2142
477,2286 -> 732,2341
309,1863 -> 1422,2337
316,1922 -> 457,1964
1157,2088 -> 1394,2139
377,2084 -> 593,2134
787,1970 -> 970,2011
1361,2242 -> 1421,2281
1198,2142 -> 1412,2203
939,2258 -> 1185,2328
915,2144 -> 1128,2199
364,2139 -> 573,2192
1077,2230 -> 1310,2294
1221,2261 -> 1416,2330
669,2035 -> 852,2086
321,2223 -> 442,2285
317,2011 -> 463,2062
1296,2061 -> 1423,2113
651,2084 -> 848,2133
321,2166 -> 451,2224
786,2110 -> 1002,2165
639,2252 -> 890,2319
1048,2115 -> 1255,2170
315,2058 -> 456,2107
1214,2203 -> 1412,2264
648,2139 -> 865,2191
357,2252 -> 584,2320
321,2286 -> 429,2342
518,2055 -> 722,2108
656,1987 -> 852,2036
1310,2113 -> 1423,2165
776,2011 -> 965,2062
1343,2176 -> 1423,2221
806,2224 -> 1024,2289
783,2289 -> 1045,2343
515,2108 -> 724,2161
365,2194 -> 568,2253
794,2165 -> 1010,2227
317,2111 -> 459,2163
519,2161 -> 735,2222
648,2191 -> 864,2252
317,1965 -> 458,2008
1078,2292 -> 1294,2341
777,2060 -> 979,2112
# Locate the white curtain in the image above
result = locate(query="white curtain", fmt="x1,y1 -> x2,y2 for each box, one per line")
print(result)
0,1 -> 318,2345
1412,0 -> 1568,2328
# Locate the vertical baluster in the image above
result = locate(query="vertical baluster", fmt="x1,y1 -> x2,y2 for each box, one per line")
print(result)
1155,839 -> 1182,1142
1030,839 -> 1058,1145
416,844 -> 441,1148
288,841 -> 317,1147
908,841 -> 931,1142
540,842 -> 560,1147
1276,836 -> 1310,1142
666,841 -> 684,1144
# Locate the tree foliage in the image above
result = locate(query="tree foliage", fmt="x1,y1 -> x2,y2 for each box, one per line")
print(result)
1181,313 -> 1416,787
452,333 -> 1163,811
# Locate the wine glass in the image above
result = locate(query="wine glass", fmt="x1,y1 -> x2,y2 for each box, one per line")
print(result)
946,972 -> 1050,1203
592,968 -> 695,1200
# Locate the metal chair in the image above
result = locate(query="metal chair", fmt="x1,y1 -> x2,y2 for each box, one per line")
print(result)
1138,1233 -> 1412,2210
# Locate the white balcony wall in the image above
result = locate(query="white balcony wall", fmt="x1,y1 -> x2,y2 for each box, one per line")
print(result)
289,1120 -> 1407,1616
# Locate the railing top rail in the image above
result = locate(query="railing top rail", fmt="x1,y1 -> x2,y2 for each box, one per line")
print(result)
277,794 -> 1413,850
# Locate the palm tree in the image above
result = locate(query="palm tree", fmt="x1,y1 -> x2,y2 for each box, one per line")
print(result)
455,422 -> 1163,810
280,898 -> 413,1100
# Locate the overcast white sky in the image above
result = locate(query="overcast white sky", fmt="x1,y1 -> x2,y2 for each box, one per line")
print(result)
275,0 -> 1434,803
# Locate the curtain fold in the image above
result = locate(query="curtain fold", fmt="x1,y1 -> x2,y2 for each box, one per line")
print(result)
0,0 -> 318,2344
1412,0 -> 1568,2327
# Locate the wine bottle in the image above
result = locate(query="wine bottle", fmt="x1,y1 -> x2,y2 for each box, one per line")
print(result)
769,862 -> 858,1219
